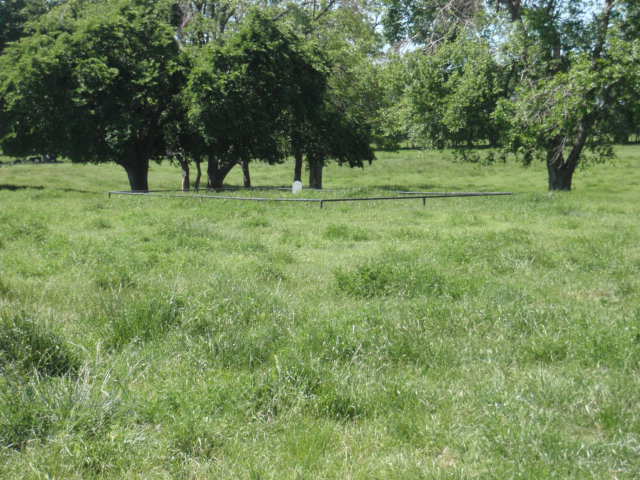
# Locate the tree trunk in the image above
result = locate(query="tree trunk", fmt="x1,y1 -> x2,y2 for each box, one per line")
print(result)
194,160 -> 202,191
207,159 -> 217,189
293,150 -> 303,183
207,158 -> 236,190
180,159 -> 190,192
122,158 -> 149,192
547,160 -> 575,191
241,159 -> 251,188
614,132 -> 629,144
308,158 -> 323,189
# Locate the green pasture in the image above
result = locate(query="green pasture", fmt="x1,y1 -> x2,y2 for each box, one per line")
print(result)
1,148 -> 639,478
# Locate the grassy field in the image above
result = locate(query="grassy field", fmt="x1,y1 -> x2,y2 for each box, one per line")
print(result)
1,148 -> 639,478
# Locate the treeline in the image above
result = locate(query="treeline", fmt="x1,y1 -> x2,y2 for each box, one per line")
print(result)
379,0 -> 640,190
0,0 -> 376,191
1,0 -> 640,191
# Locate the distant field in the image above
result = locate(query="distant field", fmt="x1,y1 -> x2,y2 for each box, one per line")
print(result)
1,148 -> 639,478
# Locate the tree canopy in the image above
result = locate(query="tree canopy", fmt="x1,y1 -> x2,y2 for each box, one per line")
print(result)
183,11 -> 329,188
382,0 -> 640,190
1,0 -> 639,192
0,0 -> 186,190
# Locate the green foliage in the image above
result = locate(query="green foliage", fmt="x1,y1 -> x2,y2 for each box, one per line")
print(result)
293,101 -> 375,171
492,1 -> 640,189
384,0 -> 640,190
495,7 -> 640,167
0,0 -> 186,189
406,35 -> 505,149
370,56 -> 413,149
382,0 -> 482,46
0,0 -> 51,53
184,11 -> 328,185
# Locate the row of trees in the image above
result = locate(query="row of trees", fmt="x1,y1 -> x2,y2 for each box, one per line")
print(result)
0,0 -> 375,190
378,0 -> 640,190
1,0 -> 640,191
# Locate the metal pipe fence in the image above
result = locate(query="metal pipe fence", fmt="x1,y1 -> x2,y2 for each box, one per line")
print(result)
108,190 -> 512,208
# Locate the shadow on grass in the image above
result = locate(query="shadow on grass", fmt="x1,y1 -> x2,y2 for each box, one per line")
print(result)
0,184 -> 45,191
374,184 -> 453,192
0,184 -> 94,194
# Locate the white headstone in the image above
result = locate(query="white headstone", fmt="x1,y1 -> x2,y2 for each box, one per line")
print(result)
292,181 -> 303,194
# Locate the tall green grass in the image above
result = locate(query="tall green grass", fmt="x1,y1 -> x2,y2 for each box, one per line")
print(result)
0,148 -> 639,477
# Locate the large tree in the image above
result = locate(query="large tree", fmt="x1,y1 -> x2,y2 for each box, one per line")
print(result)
270,0 -> 382,183
166,0 -> 383,189
184,11 -> 327,189
494,0 -> 640,190
383,0 -> 640,191
405,34 -> 506,150
295,104 -> 374,189
0,0 -> 185,191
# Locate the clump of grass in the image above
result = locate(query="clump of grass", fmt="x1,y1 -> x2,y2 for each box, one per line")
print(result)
524,335 -> 569,364
0,311 -> 80,377
243,216 -> 270,228
0,374 -> 54,449
94,268 -> 136,291
0,366 -> 121,450
249,354 -> 371,422
334,255 -> 463,299
324,224 -> 373,241
4,219 -> 49,243
256,263 -> 287,282
0,279 -> 11,297
197,323 -> 285,369
97,293 -> 185,350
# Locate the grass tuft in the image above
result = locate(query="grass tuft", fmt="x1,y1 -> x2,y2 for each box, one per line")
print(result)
0,311 -> 80,377
0,366 -> 121,450
334,254 -> 463,299
95,293 -> 185,350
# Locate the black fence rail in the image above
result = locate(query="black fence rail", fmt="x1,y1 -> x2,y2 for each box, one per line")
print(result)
108,190 -> 512,208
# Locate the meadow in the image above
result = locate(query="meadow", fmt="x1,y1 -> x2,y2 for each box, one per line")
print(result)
1,148 -> 639,478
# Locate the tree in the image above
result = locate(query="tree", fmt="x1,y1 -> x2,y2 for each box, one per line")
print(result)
183,11 -> 327,189
383,0 -> 482,48
0,0 -> 185,191
175,0 -> 383,188
405,34 -> 505,150
383,0 -> 640,191
494,0 -> 640,190
369,56 -> 413,150
163,91 -> 207,191
272,0 -> 383,182
299,104 -> 374,189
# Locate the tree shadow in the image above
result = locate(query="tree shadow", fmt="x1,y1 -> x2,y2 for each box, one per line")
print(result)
374,184 -> 453,192
0,184 -> 45,191
0,184 -> 94,194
